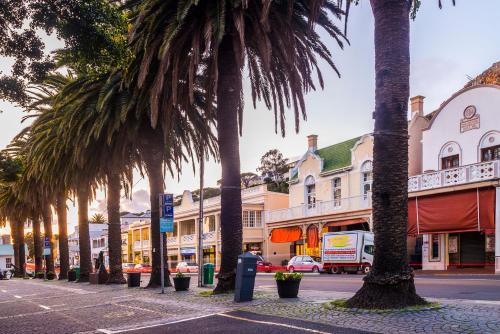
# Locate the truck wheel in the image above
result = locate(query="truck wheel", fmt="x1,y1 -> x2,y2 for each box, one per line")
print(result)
288,266 -> 295,273
363,266 -> 371,274
331,266 -> 342,275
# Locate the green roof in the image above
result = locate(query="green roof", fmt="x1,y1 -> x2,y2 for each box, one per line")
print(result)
316,136 -> 361,172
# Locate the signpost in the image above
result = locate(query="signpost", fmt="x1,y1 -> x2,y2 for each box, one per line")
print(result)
43,237 -> 50,280
159,193 -> 174,294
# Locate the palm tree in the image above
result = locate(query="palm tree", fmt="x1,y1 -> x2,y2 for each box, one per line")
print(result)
127,0 -> 345,292
56,191 -> 69,280
90,213 -> 107,224
343,0 -> 427,308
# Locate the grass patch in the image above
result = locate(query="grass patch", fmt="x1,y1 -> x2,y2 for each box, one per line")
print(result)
198,290 -> 216,297
324,299 -> 441,313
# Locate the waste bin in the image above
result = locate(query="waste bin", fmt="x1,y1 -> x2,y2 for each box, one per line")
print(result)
127,272 -> 141,287
234,252 -> 257,302
74,267 -> 81,280
203,263 -> 214,285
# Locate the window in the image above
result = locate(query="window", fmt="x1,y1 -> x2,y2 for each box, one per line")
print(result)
5,258 -> 12,268
364,245 -> 374,255
332,178 -> 342,207
430,234 -> 440,262
441,154 -> 459,169
205,216 -> 216,232
305,176 -> 316,209
361,161 -> 373,200
481,145 -> 500,162
243,211 -> 262,228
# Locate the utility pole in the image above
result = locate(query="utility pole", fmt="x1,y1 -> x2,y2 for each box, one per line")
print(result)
197,146 -> 205,287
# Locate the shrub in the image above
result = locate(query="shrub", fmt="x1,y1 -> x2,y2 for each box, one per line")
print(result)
274,272 -> 303,281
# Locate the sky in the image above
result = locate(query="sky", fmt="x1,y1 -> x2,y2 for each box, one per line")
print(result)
1,1 -> 499,234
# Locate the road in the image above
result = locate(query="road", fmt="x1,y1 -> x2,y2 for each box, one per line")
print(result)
253,273 -> 500,301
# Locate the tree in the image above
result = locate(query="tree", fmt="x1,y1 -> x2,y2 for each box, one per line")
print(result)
25,232 -> 34,261
240,173 -> 260,189
257,149 -> 289,186
127,0 -> 345,293
90,213 -> 107,225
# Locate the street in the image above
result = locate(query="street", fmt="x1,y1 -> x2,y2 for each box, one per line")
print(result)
1,274 -> 500,334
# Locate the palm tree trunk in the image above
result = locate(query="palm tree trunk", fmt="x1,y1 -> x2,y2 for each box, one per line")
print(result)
17,220 -> 26,277
106,171 -> 126,284
56,192 -> 69,280
9,220 -> 20,277
142,137 -> 171,288
42,204 -> 56,280
347,0 -> 426,309
76,184 -> 92,283
213,35 -> 243,293
32,218 -> 43,278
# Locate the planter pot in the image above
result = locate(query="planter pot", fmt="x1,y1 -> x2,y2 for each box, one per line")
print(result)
173,277 -> 191,291
68,271 -> 77,282
127,272 -> 141,288
276,279 -> 301,298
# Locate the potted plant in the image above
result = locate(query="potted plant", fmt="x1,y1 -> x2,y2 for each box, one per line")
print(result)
275,272 -> 303,298
173,271 -> 190,291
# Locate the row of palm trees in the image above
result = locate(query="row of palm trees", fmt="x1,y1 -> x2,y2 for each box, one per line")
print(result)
1,0 -> 434,308
1,1 -> 346,292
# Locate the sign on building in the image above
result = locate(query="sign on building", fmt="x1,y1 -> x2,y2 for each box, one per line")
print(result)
460,105 -> 480,133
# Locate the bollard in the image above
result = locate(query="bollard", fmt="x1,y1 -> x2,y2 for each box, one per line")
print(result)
234,252 -> 258,302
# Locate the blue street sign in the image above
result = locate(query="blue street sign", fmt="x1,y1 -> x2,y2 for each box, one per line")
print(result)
160,193 -> 174,233
43,236 -> 51,256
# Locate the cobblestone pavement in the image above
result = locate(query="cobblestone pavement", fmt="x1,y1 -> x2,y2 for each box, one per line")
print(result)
1,278 -> 499,334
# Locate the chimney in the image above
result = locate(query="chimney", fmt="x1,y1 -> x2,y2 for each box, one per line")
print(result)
410,95 -> 425,117
307,135 -> 318,151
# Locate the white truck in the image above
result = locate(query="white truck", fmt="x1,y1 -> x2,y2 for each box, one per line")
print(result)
322,231 -> 374,274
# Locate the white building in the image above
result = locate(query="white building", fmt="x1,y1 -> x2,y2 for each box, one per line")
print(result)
408,83 -> 500,272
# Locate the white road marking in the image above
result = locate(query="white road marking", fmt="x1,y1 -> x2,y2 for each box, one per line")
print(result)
97,313 -> 222,333
38,305 -> 50,310
14,295 -> 22,299
112,295 -> 133,299
1,290 -> 6,293
218,313 -> 332,334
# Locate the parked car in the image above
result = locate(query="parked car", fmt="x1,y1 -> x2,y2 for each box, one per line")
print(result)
176,262 -> 198,273
134,263 -> 152,273
256,256 -> 272,272
122,263 -> 136,272
287,256 -> 323,273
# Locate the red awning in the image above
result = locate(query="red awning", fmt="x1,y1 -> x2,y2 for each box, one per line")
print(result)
271,227 -> 302,243
306,225 -> 319,248
408,188 -> 496,235
324,218 -> 366,228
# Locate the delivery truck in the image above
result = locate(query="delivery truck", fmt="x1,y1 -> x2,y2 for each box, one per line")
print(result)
322,231 -> 374,274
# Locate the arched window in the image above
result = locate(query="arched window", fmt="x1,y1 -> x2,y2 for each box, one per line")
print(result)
439,142 -> 461,169
332,177 -> 342,207
361,161 -> 373,200
304,176 -> 316,209
479,131 -> 500,162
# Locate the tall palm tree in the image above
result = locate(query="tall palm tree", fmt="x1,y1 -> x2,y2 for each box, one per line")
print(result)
127,0 -> 345,292
55,191 -> 69,280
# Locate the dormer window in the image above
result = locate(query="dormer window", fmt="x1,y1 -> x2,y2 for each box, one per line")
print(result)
305,176 -> 316,209
439,142 -> 461,170
482,146 -> 500,162
441,155 -> 459,169
479,131 -> 500,162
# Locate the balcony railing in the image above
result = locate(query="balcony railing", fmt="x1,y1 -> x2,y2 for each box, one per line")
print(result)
166,236 -> 178,245
181,234 -> 196,243
408,160 -> 500,192
133,241 -> 141,249
142,240 -> 149,248
202,231 -> 216,242
266,195 -> 371,224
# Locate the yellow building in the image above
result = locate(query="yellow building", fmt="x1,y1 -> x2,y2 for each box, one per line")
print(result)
265,134 -> 373,264
121,185 -> 288,268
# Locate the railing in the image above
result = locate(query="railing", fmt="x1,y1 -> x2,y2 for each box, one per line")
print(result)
133,241 -> 141,249
408,160 -> 500,192
266,195 -> 371,223
202,231 -> 216,242
166,236 -> 178,245
142,240 -> 149,248
181,234 -> 196,243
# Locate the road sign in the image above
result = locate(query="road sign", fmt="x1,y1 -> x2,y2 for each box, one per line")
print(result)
160,193 -> 174,233
43,236 -> 51,256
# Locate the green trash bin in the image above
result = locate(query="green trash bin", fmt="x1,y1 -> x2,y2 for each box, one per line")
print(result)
203,263 -> 214,285
74,267 -> 81,280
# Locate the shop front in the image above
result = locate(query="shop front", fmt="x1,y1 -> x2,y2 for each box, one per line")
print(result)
203,245 -> 216,264
180,247 -> 196,262
409,187 -> 497,271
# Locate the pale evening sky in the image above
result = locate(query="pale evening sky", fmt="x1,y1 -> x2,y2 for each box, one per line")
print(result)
0,1 -> 499,234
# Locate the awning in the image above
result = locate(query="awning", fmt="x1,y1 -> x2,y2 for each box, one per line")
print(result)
408,188 -> 495,235
323,218 -> 366,228
271,227 -> 302,243
306,225 -> 319,248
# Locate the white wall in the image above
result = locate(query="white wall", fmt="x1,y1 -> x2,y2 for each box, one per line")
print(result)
422,86 -> 500,171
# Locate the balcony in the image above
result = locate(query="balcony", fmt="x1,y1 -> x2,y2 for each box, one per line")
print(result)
133,241 -> 141,249
181,234 -> 196,244
202,231 -> 216,242
166,236 -> 178,245
266,195 -> 371,224
142,240 -> 149,248
409,160 -> 500,192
